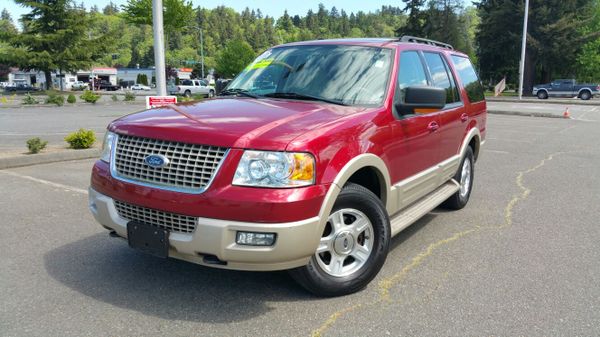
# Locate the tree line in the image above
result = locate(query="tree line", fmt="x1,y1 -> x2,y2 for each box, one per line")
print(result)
0,0 -> 598,93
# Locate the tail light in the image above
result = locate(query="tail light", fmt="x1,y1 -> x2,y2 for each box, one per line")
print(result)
596,85 -> 600,91
177,86 -> 181,91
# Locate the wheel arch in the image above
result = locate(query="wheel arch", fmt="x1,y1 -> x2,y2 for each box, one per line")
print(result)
460,127 -> 481,162
578,88 -> 592,97
318,154 -> 392,229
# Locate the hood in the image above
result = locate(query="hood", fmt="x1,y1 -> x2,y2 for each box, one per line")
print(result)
109,97 -> 368,150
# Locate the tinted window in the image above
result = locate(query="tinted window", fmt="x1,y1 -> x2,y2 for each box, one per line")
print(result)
397,51 -> 428,103
423,52 -> 460,104
450,55 -> 484,103
181,79 -> 193,85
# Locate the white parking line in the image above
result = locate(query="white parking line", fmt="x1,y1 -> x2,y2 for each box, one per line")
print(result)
484,149 -> 510,154
0,170 -> 88,195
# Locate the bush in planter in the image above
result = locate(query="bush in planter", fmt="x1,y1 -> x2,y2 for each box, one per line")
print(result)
26,137 -> 48,154
22,93 -> 38,105
124,91 -> 135,101
45,92 -> 65,106
67,94 -> 76,104
64,129 -> 96,149
80,90 -> 100,103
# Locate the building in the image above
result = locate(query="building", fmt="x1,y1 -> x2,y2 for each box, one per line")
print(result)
117,68 -> 155,87
76,68 -> 117,85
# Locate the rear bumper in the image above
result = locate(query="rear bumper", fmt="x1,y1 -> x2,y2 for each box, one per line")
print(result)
88,187 -> 321,271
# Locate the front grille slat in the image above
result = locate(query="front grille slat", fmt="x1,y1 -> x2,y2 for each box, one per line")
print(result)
113,134 -> 228,192
114,200 -> 197,233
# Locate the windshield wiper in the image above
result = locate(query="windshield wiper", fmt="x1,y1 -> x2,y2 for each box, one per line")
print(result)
263,92 -> 348,106
219,88 -> 261,99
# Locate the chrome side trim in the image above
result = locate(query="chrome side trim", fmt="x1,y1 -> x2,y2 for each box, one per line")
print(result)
109,133 -> 231,195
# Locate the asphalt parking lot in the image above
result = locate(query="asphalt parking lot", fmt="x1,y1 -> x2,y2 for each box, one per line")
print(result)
1,112 -> 600,336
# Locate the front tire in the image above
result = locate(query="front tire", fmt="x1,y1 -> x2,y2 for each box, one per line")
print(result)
289,183 -> 390,297
443,146 -> 474,210
537,91 -> 548,99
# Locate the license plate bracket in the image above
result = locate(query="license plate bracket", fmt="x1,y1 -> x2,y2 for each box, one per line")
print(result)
127,221 -> 169,258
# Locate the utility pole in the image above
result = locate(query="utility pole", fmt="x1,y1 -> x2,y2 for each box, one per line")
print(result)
152,0 -> 167,96
200,29 -> 205,79
518,0 -> 530,100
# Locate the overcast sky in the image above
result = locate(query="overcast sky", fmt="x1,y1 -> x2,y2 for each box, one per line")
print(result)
5,0 -> 472,23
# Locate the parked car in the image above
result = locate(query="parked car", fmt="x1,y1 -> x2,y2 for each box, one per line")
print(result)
131,84 -> 151,91
94,80 -> 120,91
168,79 -> 215,97
4,84 -> 41,93
71,81 -> 88,91
89,36 -> 486,296
533,79 -> 599,100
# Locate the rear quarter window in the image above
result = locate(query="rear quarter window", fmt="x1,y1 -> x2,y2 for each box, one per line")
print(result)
450,55 -> 485,103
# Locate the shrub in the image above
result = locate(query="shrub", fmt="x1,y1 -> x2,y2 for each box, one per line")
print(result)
124,91 -> 135,101
22,93 -> 38,105
80,90 -> 100,103
65,129 -> 96,149
67,94 -> 76,104
26,137 -> 48,154
111,94 -> 119,102
45,92 -> 65,106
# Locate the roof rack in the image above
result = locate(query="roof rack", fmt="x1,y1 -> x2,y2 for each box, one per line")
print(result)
399,36 -> 454,50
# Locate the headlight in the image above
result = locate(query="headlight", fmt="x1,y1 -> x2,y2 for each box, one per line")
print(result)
233,150 -> 315,187
100,131 -> 116,163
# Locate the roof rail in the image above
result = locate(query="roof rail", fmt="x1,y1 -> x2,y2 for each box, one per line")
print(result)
399,36 -> 454,50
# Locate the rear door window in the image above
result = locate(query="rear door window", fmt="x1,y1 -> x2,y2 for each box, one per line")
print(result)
450,55 -> 484,103
423,52 -> 461,105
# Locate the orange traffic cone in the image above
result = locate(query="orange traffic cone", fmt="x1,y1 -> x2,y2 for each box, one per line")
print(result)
563,107 -> 571,119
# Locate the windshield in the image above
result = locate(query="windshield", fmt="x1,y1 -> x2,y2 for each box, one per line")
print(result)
225,45 -> 394,106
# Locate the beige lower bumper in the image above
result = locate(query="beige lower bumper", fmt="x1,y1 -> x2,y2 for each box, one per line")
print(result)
88,188 -> 321,271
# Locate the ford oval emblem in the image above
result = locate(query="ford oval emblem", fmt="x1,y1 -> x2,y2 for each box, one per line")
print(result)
144,154 -> 169,168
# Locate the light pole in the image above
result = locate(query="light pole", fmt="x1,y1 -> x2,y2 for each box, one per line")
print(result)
518,0 -> 530,100
200,29 -> 205,79
152,0 -> 167,96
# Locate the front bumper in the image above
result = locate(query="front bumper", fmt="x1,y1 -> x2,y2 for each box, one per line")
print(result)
88,187 -> 321,271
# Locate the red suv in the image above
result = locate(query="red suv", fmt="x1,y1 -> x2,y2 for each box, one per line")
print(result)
89,36 -> 486,296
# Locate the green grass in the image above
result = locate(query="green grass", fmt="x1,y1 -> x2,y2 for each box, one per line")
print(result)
484,90 -> 519,97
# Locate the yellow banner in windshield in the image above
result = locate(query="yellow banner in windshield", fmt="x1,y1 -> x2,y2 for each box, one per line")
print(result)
247,58 -> 274,70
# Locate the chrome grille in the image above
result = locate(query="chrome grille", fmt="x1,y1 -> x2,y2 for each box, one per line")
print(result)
114,200 -> 197,233
113,134 -> 228,193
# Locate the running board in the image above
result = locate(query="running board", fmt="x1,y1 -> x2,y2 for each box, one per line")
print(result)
389,180 -> 460,237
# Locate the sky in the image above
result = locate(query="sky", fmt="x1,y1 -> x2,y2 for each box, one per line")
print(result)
4,0 -> 470,23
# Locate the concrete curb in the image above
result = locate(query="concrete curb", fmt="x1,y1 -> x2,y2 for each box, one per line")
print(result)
487,97 -> 599,106
0,148 -> 100,170
488,109 -> 565,119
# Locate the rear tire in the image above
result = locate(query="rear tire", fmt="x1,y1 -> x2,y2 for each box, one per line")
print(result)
289,183 -> 390,297
442,146 -> 474,210
208,90 -> 215,98
580,90 -> 591,100
184,90 -> 191,98
537,91 -> 548,99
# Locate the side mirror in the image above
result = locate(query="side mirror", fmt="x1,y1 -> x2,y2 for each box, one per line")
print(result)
395,86 -> 446,115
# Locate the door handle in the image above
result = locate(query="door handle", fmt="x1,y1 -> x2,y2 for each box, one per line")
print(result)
460,113 -> 469,122
427,121 -> 439,132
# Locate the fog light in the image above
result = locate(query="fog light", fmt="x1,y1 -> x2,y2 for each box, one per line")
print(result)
236,231 -> 276,246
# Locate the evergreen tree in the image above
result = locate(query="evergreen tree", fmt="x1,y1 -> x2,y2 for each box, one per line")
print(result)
397,0 -> 426,37
0,0 -> 114,89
